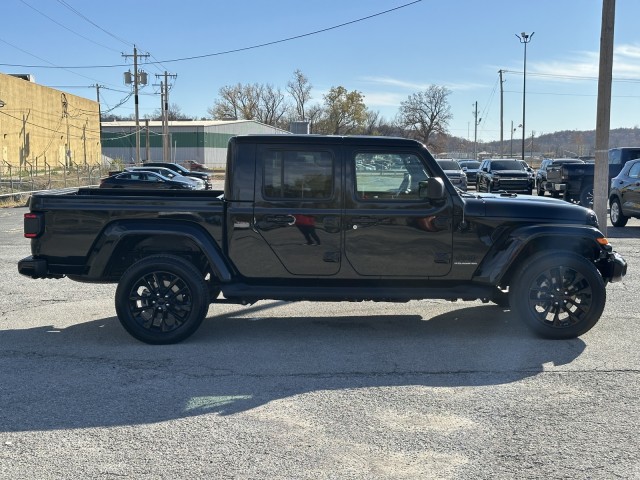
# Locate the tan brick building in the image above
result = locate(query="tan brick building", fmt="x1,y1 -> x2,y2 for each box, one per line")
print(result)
0,72 -> 101,174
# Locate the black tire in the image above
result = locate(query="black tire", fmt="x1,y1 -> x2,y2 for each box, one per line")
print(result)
509,251 -> 605,339
550,191 -> 560,198
579,186 -> 594,208
115,254 -> 210,344
609,197 -> 629,227
490,288 -> 510,308
537,183 -> 545,196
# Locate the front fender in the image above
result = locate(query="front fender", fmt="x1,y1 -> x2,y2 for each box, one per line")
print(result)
473,224 -> 608,285
86,219 -> 233,282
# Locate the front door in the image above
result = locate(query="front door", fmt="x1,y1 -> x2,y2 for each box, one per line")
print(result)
343,149 -> 453,277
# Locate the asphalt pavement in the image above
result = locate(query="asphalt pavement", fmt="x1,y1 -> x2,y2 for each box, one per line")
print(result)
1,204 -> 639,479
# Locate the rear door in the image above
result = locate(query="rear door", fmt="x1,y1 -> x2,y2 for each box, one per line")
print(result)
343,147 -> 453,277
622,161 -> 640,214
252,143 -> 343,276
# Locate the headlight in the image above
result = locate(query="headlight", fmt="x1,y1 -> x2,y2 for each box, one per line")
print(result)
586,209 -> 599,227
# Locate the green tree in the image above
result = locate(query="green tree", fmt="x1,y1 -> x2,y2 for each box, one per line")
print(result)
315,86 -> 367,135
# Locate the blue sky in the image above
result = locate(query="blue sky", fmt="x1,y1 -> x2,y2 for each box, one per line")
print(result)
3,0 -> 639,142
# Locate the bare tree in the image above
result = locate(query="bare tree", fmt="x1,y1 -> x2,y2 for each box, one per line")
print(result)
286,69 -> 312,121
257,84 -> 289,127
208,83 -> 262,120
306,104 -> 324,133
209,83 -> 291,127
397,85 -> 452,147
150,103 -> 192,121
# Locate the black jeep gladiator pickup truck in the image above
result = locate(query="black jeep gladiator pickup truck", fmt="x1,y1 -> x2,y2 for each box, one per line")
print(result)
545,147 -> 640,207
19,135 -> 627,344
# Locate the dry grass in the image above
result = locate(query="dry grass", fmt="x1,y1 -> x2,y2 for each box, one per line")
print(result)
0,195 -> 30,208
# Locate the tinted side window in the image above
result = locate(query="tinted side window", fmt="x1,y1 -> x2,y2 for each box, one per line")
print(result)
263,150 -> 334,200
629,162 -> 640,178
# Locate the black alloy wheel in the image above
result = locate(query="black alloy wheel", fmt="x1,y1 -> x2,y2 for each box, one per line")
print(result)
115,255 -> 210,344
510,251 -> 605,339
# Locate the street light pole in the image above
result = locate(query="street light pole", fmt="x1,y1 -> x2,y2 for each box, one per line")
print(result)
516,32 -> 534,161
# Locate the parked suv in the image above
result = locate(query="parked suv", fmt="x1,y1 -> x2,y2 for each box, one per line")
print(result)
436,159 -> 467,191
458,160 -> 481,186
476,158 -> 533,194
609,159 -> 640,227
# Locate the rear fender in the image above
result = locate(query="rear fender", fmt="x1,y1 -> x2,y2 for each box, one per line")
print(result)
86,220 -> 233,281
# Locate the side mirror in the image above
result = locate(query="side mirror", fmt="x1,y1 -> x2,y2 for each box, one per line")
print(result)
462,167 -> 468,171
419,177 -> 446,201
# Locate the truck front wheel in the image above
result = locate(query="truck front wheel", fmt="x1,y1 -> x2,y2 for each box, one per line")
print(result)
115,254 -> 210,344
510,251 -> 605,339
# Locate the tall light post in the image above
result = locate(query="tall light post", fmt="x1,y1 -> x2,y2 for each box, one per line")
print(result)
516,32 -> 534,161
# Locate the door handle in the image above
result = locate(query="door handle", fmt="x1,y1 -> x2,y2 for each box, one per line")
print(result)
265,215 -> 296,225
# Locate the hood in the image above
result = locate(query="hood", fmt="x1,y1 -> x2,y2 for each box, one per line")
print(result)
463,192 -> 599,226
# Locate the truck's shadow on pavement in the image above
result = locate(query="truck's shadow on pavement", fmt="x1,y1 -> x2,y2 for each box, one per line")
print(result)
0,303 -> 586,432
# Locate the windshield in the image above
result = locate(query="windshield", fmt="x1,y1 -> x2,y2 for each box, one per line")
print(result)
437,160 -> 461,170
491,160 -> 523,170
459,161 -> 480,169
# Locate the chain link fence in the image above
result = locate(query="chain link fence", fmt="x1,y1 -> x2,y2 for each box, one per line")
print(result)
0,160 -> 117,203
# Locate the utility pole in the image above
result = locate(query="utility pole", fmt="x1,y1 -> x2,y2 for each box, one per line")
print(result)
510,121 -> 514,157
516,32 -> 534,161
473,102 -> 481,160
594,0 -> 616,234
155,71 -> 177,162
123,46 -> 149,165
499,70 -> 504,157
145,119 -> 150,162
94,84 -> 103,145
61,93 -> 71,167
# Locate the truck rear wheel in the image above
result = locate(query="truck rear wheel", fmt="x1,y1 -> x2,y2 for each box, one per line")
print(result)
579,186 -> 594,208
510,251 -> 605,339
115,254 -> 210,344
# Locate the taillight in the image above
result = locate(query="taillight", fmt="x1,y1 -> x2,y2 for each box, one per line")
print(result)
24,212 -> 44,238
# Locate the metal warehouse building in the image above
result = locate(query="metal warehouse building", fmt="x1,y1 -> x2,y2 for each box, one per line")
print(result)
101,120 -> 290,168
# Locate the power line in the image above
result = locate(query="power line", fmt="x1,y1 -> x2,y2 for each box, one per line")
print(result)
0,1 -> 423,69
0,37 -> 122,89
18,0 -> 120,53
504,69 -> 640,84
54,0 -> 132,48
